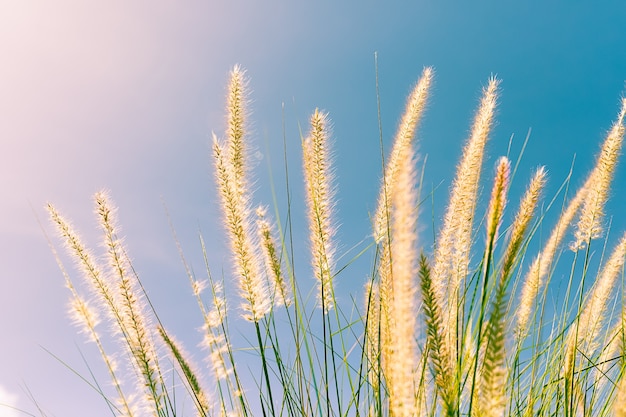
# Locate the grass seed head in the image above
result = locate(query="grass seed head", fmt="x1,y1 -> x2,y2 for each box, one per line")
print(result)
303,109 -> 337,313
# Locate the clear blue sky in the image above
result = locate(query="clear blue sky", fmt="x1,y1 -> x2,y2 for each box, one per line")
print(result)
1,1 -> 626,415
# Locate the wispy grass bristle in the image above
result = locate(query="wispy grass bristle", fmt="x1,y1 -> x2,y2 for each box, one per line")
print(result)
256,206 -> 291,307
158,325 -> 211,417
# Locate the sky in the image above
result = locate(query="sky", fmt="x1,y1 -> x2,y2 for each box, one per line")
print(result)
2,1 -> 626,416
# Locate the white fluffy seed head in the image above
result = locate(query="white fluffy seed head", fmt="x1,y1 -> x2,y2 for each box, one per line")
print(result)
572,100 -> 626,250
303,109 -> 337,313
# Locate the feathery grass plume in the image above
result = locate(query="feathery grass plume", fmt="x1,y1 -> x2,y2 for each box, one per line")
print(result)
432,77 -> 499,365
256,206 -> 291,307
213,66 -> 270,322
501,167 -> 547,281
213,136 -> 269,321
158,325 -> 211,417
94,192 -> 165,414
303,109 -> 336,313
373,66 -> 433,242
69,295 -> 139,417
517,98 -> 626,338
188,236 -> 233,384
226,64 -> 249,194
199,280 -> 232,384
48,201 -> 154,415
564,232 -> 626,371
485,157 -> 510,253
478,298 -> 507,417
48,204 -> 139,408
433,77 -> 499,286
475,158 -> 511,417
572,99 -> 626,250
206,333 -> 231,382
516,182 -> 588,338
68,295 -> 101,343
202,328 -> 232,384
386,130 -> 420,417
476,167 -> 546,416
204,279 -> 227,328
44,212 -> 104,340
195,235 -> 250,417
48,203 -> 120,322
419,254 -> 456,416
177,230 -> 235,402
46,229 -> 136,417
371,68 -> 433,398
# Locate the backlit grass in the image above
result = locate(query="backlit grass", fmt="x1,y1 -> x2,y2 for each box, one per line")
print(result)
45,65 -> 626,417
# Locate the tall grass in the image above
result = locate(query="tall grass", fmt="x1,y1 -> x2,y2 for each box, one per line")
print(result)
45,65 -> 626,416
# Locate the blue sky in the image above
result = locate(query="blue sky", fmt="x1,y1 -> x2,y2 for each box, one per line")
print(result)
2,1 -> 626,415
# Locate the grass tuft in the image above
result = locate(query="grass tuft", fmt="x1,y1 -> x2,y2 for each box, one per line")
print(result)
44,65 -> 626,417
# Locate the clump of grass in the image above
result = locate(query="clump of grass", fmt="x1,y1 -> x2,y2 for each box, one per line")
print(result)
45,65 -> 626,417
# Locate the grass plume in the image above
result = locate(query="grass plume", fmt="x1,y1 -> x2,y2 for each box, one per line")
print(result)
432,77 -> 499,376
303,109 -> 337,314
572,99 -> 626,250
212,67 -> 270,321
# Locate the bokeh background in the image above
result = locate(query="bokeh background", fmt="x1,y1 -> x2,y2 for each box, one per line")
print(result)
2,1 -> 626,415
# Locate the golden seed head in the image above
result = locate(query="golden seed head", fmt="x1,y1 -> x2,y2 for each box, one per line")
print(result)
572,100 -> 626,250
374,67 -> 433,242
303,109 -> 336,313
432,77 -> 499,366
485,157 -> 511,245
517,184 -> 587,337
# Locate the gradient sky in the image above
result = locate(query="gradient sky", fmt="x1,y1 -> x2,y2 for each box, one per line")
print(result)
2,1 -> 626,416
